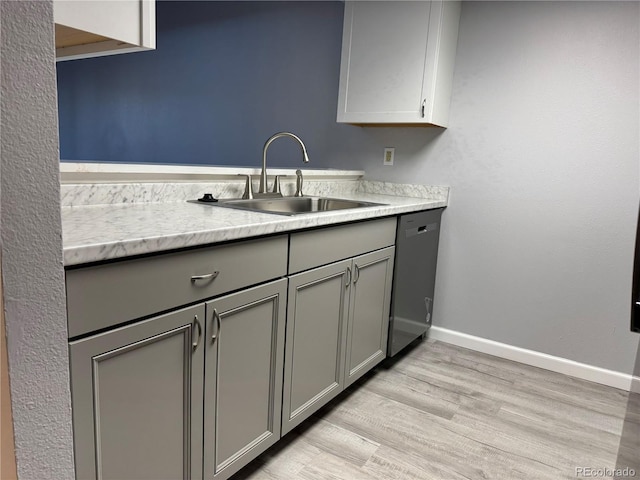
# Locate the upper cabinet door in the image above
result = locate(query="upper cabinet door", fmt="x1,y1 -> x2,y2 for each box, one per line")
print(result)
54,0 -> 155,61
337,1 -> 461,127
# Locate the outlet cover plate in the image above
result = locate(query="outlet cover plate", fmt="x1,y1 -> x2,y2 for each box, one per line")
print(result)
384,147 -> 395,166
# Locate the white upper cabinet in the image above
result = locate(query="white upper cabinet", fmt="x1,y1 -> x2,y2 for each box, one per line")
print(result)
54,0 -> 155,61
337,1 -> 461,127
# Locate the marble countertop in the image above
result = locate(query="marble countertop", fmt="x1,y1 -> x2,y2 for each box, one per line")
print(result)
62,191 -> 447,266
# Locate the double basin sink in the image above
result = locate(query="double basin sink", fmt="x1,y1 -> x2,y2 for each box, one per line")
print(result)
214,196 -> 385,216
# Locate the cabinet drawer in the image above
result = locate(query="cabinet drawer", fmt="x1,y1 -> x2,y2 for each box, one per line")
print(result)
289,217 -> 397,274
66,235 -> 288,338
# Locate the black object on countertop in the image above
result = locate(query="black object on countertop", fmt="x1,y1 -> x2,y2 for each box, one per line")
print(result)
198,193 -> 218,203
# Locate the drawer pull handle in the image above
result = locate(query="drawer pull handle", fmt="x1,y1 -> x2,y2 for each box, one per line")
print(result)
212,309 -> 222,342
192,315 -> 202,350
191,271 -> 219,283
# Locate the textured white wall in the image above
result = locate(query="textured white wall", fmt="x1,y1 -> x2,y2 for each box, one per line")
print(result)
350,1 -> 640,374
1,1 -> 75,479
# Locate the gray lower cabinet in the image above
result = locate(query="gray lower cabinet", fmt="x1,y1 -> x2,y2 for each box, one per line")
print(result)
282,260 -> 352,435
282,246 -> 395,435
67,219 -> 401,480
344,247 -> 395,387
69,304 -> 205,480
203,279 -> 287,480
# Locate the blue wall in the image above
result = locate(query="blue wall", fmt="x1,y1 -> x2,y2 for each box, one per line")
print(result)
56,1 -> 362,168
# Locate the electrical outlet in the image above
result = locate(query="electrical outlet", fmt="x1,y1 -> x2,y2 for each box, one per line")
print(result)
383,147 -> 395,166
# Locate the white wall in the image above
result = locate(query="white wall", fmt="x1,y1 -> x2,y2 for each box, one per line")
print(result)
350,1 -> 640,374
1,1 -> 75,478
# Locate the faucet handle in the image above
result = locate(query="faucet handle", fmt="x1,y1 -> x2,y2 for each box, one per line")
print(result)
272,175 -> 282,195
295,169 -> 304,197
240,174 -> 253,199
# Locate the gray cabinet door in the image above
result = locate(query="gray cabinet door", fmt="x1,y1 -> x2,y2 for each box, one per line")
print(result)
204,279 -> 287,480
344,247 -> 395,388
69,304 -> 205,480
282,260 -> 351,435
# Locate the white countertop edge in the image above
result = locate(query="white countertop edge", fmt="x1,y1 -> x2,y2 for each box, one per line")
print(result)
62,199 -> 447,266
60,162 -> 365,183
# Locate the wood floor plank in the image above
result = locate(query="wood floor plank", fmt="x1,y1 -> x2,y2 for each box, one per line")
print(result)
233,340 -> 632,480
358,369 -> 460,420
447,402 -> 618,475
318,388 -> 562,480
616,393 -> 640,472
294,418 -> 380,467
297,452 -> 380,480
391,352 -> 627,436
498,397 -> 624,437
424,341 -> 628,406
233,431 -> 323,480
373,361 -> 503,416
361,444 -> 469,480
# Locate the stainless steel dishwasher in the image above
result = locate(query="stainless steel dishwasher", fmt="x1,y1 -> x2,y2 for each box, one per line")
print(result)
388,208 -> 444,356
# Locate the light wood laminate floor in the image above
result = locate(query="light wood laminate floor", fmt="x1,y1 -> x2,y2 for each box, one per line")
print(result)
235,339 -> 637,480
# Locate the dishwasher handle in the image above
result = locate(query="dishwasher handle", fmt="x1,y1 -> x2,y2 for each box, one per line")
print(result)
405,222 -> 438,238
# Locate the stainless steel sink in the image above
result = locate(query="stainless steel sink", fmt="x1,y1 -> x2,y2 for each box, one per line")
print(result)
216,197 -> 385,215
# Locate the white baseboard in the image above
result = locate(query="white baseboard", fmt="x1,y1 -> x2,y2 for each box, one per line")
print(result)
428,327 -> 639,392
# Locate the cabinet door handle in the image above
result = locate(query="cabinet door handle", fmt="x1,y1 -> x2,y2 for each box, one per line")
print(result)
421,99 -> 426,118
212,308 -> 222,342
192,315 -> 202,350
353,264 -> 360,284
191,271 -> 219,283
345,267 -> 352,287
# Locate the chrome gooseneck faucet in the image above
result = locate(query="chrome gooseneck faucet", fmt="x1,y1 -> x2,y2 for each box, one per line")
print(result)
260,132 -> 310,194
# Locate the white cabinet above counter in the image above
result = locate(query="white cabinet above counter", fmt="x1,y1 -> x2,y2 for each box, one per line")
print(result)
337,1 -> 461,127
54,0 -> 155,61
